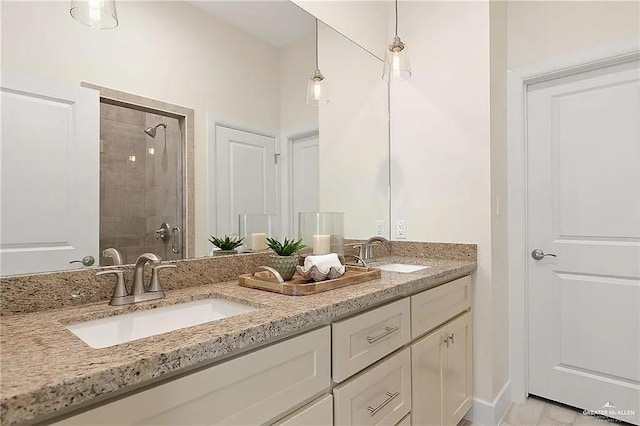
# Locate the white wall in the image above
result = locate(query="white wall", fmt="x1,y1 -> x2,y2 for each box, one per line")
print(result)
292,0 -> 390,60
317,24 -> 389,239
1,1 -> 281,258
507,1 -> 640,68
490,0 -> 510,400
279,35 -> 319,137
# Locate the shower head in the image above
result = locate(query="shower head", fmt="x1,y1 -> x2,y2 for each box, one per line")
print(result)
144,123 -> 167,138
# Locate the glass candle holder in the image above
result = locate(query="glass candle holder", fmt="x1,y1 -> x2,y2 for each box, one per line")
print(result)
239,214 -> 276,252
298,212 -> 345,257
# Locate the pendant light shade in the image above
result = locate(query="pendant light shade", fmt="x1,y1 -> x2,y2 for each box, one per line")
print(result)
306,69 -> 328,106
383,0 -> 411,82
70,0 -> 118,29
306,19 -> 329,106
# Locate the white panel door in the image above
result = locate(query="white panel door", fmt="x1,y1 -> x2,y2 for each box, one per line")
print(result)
527,60 -> 640,424
0,72 -> 99,275
215,126 -> 277,236
290,133 -> 319,234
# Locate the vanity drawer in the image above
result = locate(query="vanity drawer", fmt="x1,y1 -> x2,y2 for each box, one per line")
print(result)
333,347 -> 411,426
54,327 -> 331,425
411,275 -> 471,339
273,394 -> 333,426
332,298 -> 411,383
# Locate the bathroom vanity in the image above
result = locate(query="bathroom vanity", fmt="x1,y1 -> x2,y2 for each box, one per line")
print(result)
0,252 -> 475,426
55,276 -> 471,426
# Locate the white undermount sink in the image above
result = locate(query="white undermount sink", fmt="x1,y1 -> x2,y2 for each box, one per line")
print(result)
67,298 -> 257,349
376,263 -> 431,273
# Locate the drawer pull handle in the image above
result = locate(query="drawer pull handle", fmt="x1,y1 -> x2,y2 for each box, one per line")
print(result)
367,391 -> 400,416
366,326 -> 400,344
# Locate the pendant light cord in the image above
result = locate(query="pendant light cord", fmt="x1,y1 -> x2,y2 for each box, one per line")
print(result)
315,19 -> 319,69
395,0 -> 398,37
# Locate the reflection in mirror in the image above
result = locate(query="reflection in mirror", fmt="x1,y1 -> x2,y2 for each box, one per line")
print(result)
0,1 -> 389,275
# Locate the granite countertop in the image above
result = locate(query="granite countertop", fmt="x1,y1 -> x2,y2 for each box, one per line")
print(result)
0,257 -> 476,425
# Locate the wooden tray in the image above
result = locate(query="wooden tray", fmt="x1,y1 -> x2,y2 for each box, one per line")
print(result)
238,265 -> 381,296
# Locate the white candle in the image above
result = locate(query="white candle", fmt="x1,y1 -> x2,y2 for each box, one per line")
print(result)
250,233 -> 267,251
312,234 -> 331,255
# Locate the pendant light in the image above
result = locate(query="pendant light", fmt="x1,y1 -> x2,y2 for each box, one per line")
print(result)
306,19 -> 329,106
383,0 -> 411,82
70,0 -> 118,29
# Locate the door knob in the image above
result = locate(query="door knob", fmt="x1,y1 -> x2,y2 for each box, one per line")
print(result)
531,249 -> 557,261
70,255 -> 95,266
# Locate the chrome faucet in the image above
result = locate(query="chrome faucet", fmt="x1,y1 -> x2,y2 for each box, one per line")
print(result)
131,253 -> 161,295
356,236 -> 390,260
102,247 -> 123,266
96,252 -> 175,306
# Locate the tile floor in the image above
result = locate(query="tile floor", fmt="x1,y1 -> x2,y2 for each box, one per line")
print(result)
459,396 -> 625,426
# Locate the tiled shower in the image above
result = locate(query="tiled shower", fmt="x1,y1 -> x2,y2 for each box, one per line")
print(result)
99,102 -> 184,265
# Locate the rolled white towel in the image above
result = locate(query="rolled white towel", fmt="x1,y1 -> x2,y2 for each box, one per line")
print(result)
304,253 -> 342,274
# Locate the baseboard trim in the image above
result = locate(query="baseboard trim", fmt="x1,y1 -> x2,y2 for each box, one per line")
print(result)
465,380 -> 512,425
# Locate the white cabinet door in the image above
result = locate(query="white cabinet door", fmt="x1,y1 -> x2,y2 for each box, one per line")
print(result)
411,326 -> 443,426
411,312 -> 473,426
212,125 -> 277,236
441,313 -> 472,426
527,60 -> 640,424
0,72 -> 99,275
56,327 -> 331,425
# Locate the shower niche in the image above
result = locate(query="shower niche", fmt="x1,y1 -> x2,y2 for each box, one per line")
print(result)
99,100 -> 185,265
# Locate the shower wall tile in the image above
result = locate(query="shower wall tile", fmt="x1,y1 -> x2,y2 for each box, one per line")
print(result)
101,185 -> 124,217
145,187 -> 159,217
146,112 -> 180,133
101,186 -> 146,218
101,117 -> 146,150
121,187 -> 146,217
100,217 -> 145,241
101,103 -> 146,127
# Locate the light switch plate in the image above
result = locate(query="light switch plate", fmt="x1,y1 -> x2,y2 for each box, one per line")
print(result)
396,220 -> 407,239
376,220 -> 385,236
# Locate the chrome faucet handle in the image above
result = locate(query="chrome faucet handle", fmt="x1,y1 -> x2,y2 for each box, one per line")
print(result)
97,269 -> 126,300
350,244 -> 366,259
149,264 -> 176,292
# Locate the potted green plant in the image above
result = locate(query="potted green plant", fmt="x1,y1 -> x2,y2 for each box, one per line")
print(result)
208,235 -> 244,256
266,237 -> 306,280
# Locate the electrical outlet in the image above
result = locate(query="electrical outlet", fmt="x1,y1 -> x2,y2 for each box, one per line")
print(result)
396,220 -> 407,239
376,220 -> 385,236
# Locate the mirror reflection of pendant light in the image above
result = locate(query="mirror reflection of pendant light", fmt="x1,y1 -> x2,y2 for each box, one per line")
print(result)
383,0 -> 411,82
70,0 -> 119,29
306,19 -> 329,106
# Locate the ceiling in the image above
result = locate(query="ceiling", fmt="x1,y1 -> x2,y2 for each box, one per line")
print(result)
188,1 -> 316,48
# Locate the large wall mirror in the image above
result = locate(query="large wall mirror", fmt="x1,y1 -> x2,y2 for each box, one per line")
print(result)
0,0 -> 389,275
